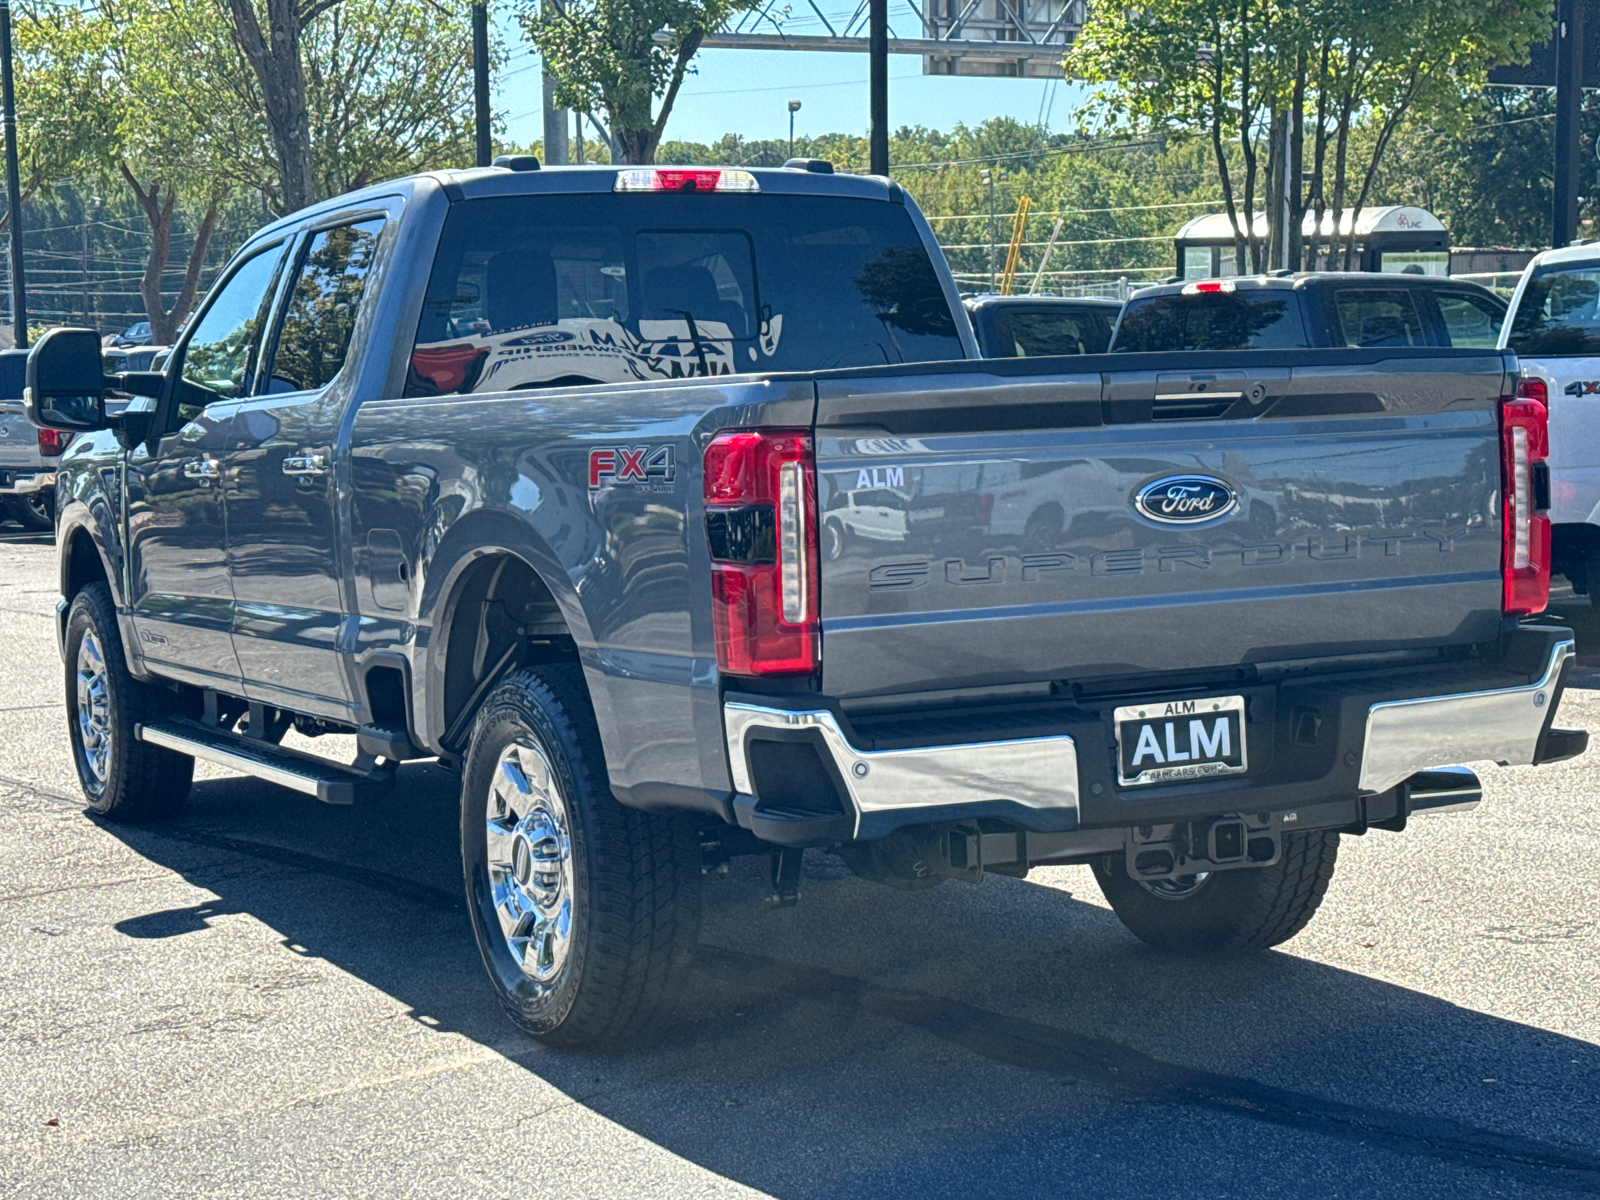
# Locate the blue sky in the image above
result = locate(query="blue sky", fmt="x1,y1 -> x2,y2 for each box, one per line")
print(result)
493,5 -> 1093,148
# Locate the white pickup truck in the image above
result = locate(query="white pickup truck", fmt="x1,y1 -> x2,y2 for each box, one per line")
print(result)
1501,242 -> 1600,597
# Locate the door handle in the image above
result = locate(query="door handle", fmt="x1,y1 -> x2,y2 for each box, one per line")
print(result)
283,453 -> 329,477
182,458 -> 221,485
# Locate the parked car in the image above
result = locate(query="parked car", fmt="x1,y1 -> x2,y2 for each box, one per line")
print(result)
964,294 -> 1121,357
0,346 -> 63,532
27,161 -> 1584,1048
1499,242 -> 1600,598
1110,272 -> 1507,352
104,320 -> 151,349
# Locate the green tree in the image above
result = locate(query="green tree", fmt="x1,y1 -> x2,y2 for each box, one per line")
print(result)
1070,0 -> 1551,271
520,0 -> 760,164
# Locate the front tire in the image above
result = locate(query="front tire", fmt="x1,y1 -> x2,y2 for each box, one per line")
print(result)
461,664 -> 701,1046
1093,830 -> 1339,955
63,583 -> 192,820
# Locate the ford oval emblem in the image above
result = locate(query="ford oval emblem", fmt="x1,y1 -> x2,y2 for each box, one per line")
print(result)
1134,475 -> 1237,524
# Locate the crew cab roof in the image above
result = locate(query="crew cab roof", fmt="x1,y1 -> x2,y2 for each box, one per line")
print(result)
249,162 -> 902,240
1129,271 -> 1503,301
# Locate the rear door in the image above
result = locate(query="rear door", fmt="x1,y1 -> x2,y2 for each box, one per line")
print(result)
813,352 -> 1509,699
224,213 -> 387,720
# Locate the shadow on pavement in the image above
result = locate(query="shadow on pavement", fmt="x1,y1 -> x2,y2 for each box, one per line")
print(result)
93,764 -> 1600,1199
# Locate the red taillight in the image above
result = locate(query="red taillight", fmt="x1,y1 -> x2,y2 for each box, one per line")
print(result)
1501,392 -> 1550,616
1517,376 -> 1548,405
37,429 -> 72,456
703,429 -> 818,676
1181,279 -> 1236,295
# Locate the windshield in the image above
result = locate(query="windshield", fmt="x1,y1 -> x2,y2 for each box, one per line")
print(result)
404,192 -> 963,396
1507,263 -> 1600,358
1112,290 -> 1307,352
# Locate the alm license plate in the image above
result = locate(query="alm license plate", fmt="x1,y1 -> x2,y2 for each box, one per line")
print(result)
1115,695 -> 1247,787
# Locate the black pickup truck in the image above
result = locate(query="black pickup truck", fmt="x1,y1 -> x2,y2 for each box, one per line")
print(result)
26,162 -> 1585,1046
1112,273 -> 1507,353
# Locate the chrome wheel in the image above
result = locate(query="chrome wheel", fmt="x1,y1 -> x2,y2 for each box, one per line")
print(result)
1139,872 -> 1211,900
484,740 -> 574,988
75,629 -> 112,788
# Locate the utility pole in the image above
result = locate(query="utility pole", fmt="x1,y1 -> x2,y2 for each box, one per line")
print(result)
868,0 -> 888,175
1552,0 -> 1584,247
0,0 -> 27,349
982,168 -> 996,290
788,99 -> 801,159
472,0 -> 492,167
541,0 -> 569,164
80,196 -> 101,328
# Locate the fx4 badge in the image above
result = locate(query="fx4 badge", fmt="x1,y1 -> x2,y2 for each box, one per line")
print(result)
588,445 -> 676,491
1563,380 -> 1600,396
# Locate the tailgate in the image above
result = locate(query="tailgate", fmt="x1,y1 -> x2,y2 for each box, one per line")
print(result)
814,351 -> 1513,698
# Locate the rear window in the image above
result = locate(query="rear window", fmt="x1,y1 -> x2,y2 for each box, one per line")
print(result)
1330,289 -> 1428,348
404,192 -> 963,396
1507,263 -> 1600,358
991,307 -> 1112,357
1111,291 -> 1306,352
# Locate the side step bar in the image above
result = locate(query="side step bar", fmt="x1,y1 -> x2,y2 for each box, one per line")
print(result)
136,718 -> 396,805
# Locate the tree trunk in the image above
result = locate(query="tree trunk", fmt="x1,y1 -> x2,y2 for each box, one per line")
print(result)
226,0 -> 322,213
1265,109 -> 1288,271
1208,31 -> 1246,275
1287,48 -> 1307,272
121,164 -> 224,345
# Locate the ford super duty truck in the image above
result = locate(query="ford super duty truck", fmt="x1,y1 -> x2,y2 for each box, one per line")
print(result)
24,161 -> 1587,1046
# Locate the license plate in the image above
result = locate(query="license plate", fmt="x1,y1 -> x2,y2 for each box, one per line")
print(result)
1115,695 -> 1247,787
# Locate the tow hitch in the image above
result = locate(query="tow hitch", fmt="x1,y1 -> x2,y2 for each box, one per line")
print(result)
1125,814 -> 1282,884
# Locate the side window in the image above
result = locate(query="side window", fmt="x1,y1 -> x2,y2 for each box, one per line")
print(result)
265,218 -> 384,394
1332,289 -> 1426,348
178,246 -> 285,410
1435,292 -> 1504,349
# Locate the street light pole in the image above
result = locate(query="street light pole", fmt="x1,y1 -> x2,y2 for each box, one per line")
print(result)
868,0 -> 888,175
472,0 -> 492,167
0,0 -> 27,348
788,99 -> 801,159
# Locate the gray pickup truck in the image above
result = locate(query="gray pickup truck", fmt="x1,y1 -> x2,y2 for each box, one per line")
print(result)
25,162 -> 1586,1046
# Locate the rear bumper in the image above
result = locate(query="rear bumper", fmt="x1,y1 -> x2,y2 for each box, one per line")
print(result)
722,626 -> 1583,846
0,469 -> 53,495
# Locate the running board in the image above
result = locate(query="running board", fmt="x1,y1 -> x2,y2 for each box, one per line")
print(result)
135,718 -> 396,805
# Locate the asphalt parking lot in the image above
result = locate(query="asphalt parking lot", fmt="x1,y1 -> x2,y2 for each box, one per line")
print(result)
3,519 -> 1599,1198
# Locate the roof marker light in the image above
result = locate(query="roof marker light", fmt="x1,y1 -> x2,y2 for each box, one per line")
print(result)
613,168 -> 760,194
1182,280 -> 1237,295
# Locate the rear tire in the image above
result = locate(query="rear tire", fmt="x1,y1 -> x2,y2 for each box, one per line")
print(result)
7,492 -> 53,533
1092,830 -> 1339,955
461,664 -> 701,1046
63,583 -> 192,820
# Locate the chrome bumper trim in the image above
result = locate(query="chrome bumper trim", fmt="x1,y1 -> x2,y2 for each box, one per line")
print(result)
722,702 -> 1079,837
1359,639 -> 1575,794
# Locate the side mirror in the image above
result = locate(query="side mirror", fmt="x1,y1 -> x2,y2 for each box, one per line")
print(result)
25,327 -> 109,432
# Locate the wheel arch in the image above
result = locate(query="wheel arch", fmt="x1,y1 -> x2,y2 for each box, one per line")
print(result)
418,509 -> 595,759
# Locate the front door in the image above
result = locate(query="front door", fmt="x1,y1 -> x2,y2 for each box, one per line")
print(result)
125,243 -> 287,690
225,217 -> 387,720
